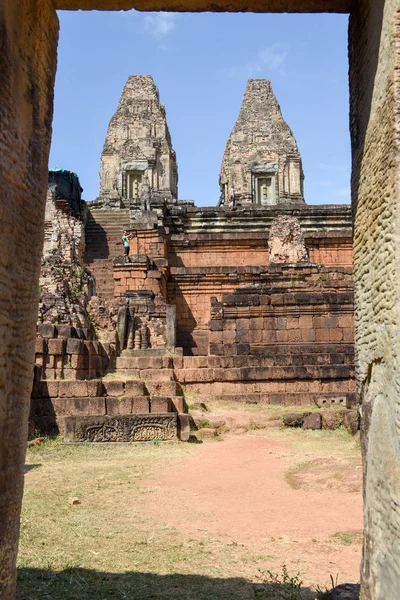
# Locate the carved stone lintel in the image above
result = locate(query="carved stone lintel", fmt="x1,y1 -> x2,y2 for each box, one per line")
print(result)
65,414 -> 177,443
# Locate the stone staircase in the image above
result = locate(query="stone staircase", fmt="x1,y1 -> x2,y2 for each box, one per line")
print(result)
84,207 -> 130,302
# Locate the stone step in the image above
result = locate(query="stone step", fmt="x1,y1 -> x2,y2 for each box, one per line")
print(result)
181,356 -> 354,369
145,380 -> 181,396
102,379 -> 147,396
207,391 -> 356,408
174,364 -> 354,383
116,356 -> 174,370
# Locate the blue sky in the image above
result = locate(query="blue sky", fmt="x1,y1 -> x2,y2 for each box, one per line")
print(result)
50,10 -> 350,206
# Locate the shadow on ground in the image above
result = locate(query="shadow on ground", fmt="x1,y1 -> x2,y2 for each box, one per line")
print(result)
17,567 -> 318,599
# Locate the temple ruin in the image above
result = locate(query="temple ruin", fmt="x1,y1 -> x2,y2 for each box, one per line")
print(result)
100,75 -> 178,205
219,80 -> 304,206
31,75 -> 355,442
2,1 -> 398,598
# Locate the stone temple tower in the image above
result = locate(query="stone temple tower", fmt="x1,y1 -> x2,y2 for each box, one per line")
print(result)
99,75 -> 178,204
219,79 -> 305,206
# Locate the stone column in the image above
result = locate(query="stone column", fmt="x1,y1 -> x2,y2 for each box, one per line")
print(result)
0,1 -> 58,598
349,1 -> 400,598
166,305 -> 177,350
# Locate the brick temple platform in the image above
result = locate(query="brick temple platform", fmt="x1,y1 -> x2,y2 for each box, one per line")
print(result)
32,76 -> 355,441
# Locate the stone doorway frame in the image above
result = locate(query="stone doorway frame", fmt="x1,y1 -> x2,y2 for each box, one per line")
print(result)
0,1 -> 398,599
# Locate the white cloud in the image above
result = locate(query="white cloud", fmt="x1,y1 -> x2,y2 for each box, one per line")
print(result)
216,44 -> 288,80
247,45 -> 288,76
144,12 -> 180,37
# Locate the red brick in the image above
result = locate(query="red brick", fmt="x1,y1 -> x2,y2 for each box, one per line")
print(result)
146,381 -> 179,396
58,380 -> 88,398
315,329 -> 330,342
48,338 -> 66,355
170,396 -> 185,412
178,414 -> 190,441
276,330 -> 288,342
103,380 -> 125,396
87,380 -> 105,397
287,330 -> 301,343
124,380 -> 147,395
287,317 -> 299,330
151,397 -> 171,413
329,328 -> 344,342
301,328 -> 315,342
299,316 -> 313,329
52,397 -> 105,416
66,338 -> 84,355
131,397 -> 150,413
35,336 -> 46,354
106,396 -> 132,415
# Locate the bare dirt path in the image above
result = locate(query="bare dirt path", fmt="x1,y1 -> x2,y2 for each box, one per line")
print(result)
19,411 -> 363,599
143,431 -> 363,587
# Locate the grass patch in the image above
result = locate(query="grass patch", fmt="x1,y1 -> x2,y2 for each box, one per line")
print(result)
330,530 -> 363,546
18,419 -> 361,600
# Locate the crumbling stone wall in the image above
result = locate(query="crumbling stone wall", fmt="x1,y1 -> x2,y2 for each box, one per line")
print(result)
39,190 -> 95,326
0,1 -> 59,597
350,0 -> 400,597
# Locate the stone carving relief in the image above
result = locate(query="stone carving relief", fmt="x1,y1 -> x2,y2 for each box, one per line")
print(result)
268,215 -> 309,263
117,301 -> 151,351
68,415 -> 177,443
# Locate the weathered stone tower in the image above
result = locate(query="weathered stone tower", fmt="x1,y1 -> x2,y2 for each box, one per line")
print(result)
219,79 -> 305,206
99,75 -> 178,204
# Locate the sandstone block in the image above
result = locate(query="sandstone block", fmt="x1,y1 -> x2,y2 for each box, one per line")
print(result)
151,397 -> 171,413
69,354 -> 88,370
103,380 -> 125,397
35,380 -> 59,399
43,368 -> 56,380
131,397 -> 150,414
106,396 -> 133,415
303,413 -> 322,430
196,427 -> 218,439
209,344 -> 223,355
170,396 -> 184,412
57,325 -> 77,338
209,319 -> 223,331
343,410 -> 360,435
44,354 -> 55,368
48,338 -> 66,355
38,323 -> 56,338
283,413 -> 308,427
58,380 -> 88,398
178,414 -> 190,441
140,369 -> 174,381
66,338 -> 84,355
125,380 -> 147,395
146,380 -> 179,396
321,410 -> 344,430
35,336 -> 46,354
87,380 -> 104,397
52,397 -> 106,416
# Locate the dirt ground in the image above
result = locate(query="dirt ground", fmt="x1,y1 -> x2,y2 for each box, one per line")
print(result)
143,433 -> 362,584
18,402 -> 362,600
